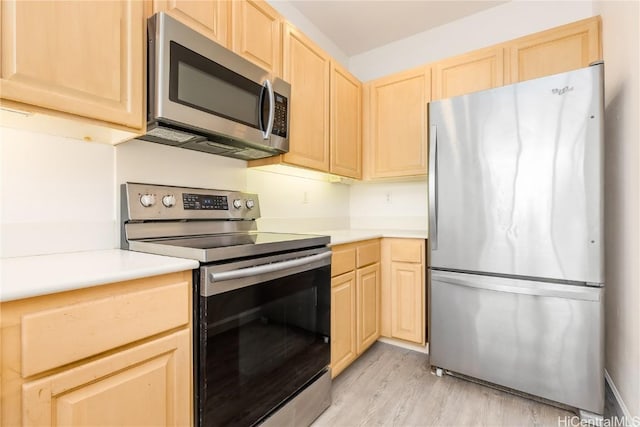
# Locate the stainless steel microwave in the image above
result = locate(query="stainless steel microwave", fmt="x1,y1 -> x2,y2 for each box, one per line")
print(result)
139,12 -> 290,160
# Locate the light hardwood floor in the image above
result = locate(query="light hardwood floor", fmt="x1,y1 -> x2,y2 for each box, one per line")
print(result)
314,342 -> 617,427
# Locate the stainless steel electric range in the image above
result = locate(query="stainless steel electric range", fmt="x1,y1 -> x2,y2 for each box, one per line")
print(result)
121,182 -> 332,427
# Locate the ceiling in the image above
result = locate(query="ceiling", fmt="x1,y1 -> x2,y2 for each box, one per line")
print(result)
287,1 -> 508,56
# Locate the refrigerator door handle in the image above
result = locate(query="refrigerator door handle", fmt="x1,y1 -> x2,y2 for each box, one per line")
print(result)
431,271 -> 602,302
429,123 -> 438,250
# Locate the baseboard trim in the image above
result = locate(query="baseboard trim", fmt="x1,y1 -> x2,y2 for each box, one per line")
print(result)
377,337 -> 429,354
605,369 -> 634,423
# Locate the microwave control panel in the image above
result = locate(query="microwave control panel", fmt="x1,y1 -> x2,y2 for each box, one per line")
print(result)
272,93 -> 288,138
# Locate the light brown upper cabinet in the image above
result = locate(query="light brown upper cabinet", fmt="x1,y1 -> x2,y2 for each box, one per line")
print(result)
507,16 -> 602,83
0,0 -> 144,130
280,23 -> 331,171
432,46 -> 505,100
249,31 -> 362,179
330,62 -> 362,179
364,66 -> 431,179
153,0 -> 231,47
231,0 -> 282,77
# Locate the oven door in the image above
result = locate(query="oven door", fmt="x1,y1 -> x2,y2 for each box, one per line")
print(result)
197,247 -> 331,427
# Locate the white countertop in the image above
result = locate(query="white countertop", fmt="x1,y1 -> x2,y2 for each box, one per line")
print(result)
0,230 -> 426,302
316,229 -> 428,246
0,249 -> 199,302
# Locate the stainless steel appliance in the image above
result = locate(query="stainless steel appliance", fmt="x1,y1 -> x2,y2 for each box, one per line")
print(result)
428,63 -> 605,419
139,12 -> 290,160
121,183 -> 331,427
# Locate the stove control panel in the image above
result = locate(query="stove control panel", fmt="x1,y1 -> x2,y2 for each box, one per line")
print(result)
123,183 -> 260,221
184,193 -> 229,210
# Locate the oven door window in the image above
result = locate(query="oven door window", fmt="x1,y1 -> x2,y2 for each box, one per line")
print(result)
169,41 -> 268,131
199,265 -> 330,426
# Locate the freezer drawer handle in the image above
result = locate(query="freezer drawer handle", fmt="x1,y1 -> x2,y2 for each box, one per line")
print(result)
432,272 -> 601,302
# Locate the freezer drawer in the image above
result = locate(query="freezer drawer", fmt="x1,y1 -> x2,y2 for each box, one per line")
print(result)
430,270 -> 604,414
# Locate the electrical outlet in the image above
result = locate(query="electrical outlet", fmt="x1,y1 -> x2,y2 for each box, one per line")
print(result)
385,192 -> 392,204
303,191 -> 309,204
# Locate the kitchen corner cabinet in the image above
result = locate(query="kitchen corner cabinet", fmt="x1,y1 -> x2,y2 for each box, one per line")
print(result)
364,66 -> 431,179
0,0 -> 144,131
153,0 -> 231,47
381,238 -> 426,345
0,271 -> 193,426
330,61 -> 363,179
507,16 -> 602,84
330,239 -> 381,378
231,0 -> 282,76
432,46 -> 505,100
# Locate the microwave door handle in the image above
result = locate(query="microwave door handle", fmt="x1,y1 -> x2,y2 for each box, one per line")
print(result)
262,79 -> 275,139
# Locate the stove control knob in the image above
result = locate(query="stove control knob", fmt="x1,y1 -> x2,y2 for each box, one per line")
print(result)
162,194 -> 176,208
233,199 -> 243,209
139,194 -> 156,207
246,199 -> 255,210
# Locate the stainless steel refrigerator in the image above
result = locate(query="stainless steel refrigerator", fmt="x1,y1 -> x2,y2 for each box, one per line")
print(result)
428,63 -> 604,417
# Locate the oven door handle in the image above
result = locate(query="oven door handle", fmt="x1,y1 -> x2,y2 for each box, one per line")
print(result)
209,251 -> 332,283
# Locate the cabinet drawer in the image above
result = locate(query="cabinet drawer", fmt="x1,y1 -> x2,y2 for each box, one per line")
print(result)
332,247 -> 356,278
20,280 -> 190,377
356,240 -> 381,268
390,239 -> 424,263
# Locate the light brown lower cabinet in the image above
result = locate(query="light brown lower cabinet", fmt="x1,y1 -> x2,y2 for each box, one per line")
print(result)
381,238 -> 426,345
330,239 -> 381,378
0,271 -> 193,427
330,271 -> 357,377
356,263 -> 381,353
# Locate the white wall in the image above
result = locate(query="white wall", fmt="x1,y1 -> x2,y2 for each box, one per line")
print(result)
349,0 -> 595,82
115,140 -> 246,191
267,0 -> 349,66
246,167 -> 350,232
593,0 -> 640,418
0,127 -> 116,257
349,180 -> 428,231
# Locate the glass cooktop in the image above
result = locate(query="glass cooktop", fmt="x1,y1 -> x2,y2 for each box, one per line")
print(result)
128,232 -> 329,263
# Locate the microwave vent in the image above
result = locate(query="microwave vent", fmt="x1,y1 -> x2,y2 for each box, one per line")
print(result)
146,127 -> 197,144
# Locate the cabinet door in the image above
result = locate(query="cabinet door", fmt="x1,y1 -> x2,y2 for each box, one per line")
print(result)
282,23 -> 331,172
390,262 -> 425,344
154,0 -> 230,46
0,0 -> 144,129
508,16 -> 601,83
21,330 -> 191,427
232,0 -> 281,76
432,46 -> 505,100
356,263 -> 381,354
366,66 -> 431,178
330,272 -> 357,378
330,62 -> 362,179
